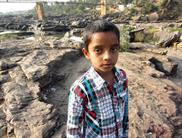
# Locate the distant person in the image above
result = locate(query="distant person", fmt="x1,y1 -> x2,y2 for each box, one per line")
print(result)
66,20 -> 128,138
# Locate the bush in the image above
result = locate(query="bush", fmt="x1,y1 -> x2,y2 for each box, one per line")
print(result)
144,27 -> 159,44
142,2 -> 159,14
119,25 -> 134,52
169,28 -> 182,34
129,7 -> 138,16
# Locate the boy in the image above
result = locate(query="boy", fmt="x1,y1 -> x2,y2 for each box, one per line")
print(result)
67,20 -> 128,138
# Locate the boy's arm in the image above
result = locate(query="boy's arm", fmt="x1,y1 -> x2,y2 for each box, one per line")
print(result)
67,86 -> 85,138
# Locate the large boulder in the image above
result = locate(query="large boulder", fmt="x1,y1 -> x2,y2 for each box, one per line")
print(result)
2,82 -> 60,138
130,28 -> 145,42
149,57 -> 178,76
148,12 -> 159,22
156,31 -> 181,47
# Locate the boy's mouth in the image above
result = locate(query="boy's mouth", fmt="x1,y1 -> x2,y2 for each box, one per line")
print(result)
102,63 -> 113,68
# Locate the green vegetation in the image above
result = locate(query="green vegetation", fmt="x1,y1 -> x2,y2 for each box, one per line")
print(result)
131,0 -> 159,14
144,33 -> 159,44
0,34 -> 21,41
144,27 -> 159,44
42,2 -> 86,15
142,2 -> 159,14
146,26 -> 158,34
119,25 -> 134,52
129,6 -> 138,16
38,0 -> 136,15
0,0 -> 161,16
169,28 -> 182,34
107,0 -> 133,5
41,1 -> 100,15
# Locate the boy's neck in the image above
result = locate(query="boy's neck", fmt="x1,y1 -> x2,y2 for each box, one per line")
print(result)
102,71 -> 115,86
95,69 -> 115,86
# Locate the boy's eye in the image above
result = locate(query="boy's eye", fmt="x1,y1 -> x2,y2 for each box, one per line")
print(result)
111,46 -> 119,52
94,48 -> 102,53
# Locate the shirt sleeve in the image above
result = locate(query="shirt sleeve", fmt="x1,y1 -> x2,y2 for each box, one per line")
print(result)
122,89 -> 128,137
67,85 -> 86,138
122,78 -> 129,138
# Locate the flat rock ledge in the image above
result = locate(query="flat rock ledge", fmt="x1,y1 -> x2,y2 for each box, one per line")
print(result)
0,39 -> 82,138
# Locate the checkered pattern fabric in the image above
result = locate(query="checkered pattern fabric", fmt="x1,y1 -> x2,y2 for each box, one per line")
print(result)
67,66 -> 128,138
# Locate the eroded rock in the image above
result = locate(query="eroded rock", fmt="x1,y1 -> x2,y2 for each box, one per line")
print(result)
2,82 -> 60,138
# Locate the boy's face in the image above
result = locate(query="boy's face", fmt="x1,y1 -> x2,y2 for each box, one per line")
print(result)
83,32 -> 119,75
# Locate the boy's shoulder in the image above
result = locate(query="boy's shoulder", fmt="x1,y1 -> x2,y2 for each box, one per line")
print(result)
116,67 -> 127,78
70,67 -> 92,91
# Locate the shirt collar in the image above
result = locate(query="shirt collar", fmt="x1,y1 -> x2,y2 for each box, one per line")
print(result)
87,66 -> 105,90
87,66 -> 122,90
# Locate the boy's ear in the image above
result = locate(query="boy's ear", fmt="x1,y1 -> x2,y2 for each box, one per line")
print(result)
82,48 -> 90,60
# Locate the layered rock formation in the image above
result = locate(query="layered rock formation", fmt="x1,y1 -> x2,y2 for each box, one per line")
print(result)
0,38 -> 82,138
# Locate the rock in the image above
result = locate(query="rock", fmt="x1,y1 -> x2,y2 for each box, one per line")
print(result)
71,20 -> 87,28
159,0 -> 182,20
9,56 -> 23,62
45,40 -> 60,48
69,36 -> 84,49
148,12 -> 159,22
132,15 -> 148,22
163,62 -> 178,76
69,28 -> 83,37
2,82 -> 33,110
0,60 -> 17,71
157,31 -> 181,47
129,28 -> 145,42
42,24 -> 70,32
60,31 -> 84,49
26,81 -> 40,97
71,21 -> 80,27
0,73 -> 10,85
2,82 -> 60,138
0,109 -> 6,138
171,116 -> 182,127
1,15 -> 182,138
149,57 -> 178,76
18,47 -> 79,89
180,36 -> 182,42
19,50 -> 51,87
9,66 -> 28,86
147,66 -> 165,78
177,42 -> 182,48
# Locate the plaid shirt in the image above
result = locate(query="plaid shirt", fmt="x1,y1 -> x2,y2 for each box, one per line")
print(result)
67,66 -> 128,138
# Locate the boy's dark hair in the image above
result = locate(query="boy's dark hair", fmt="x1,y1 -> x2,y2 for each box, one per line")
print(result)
83,20 -> 120,50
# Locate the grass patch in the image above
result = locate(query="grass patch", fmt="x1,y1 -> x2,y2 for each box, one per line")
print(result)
169,28 -> 182,34
0,34 -> 21,41
147,26 -> 158,34
144,27 -> 159,44
144,34 -> 159,44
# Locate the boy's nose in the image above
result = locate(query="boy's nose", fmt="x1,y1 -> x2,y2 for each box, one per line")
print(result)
103,51 -> 111,60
